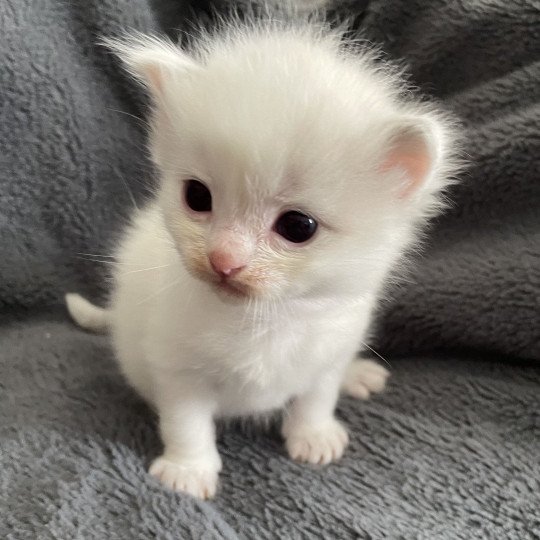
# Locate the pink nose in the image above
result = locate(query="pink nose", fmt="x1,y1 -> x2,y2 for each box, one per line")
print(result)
208,251 -> 245,278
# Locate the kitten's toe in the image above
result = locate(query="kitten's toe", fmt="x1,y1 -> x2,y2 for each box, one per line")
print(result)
285,418 -> 349,465
342,358 -> 390,400
149,456 -> 219,499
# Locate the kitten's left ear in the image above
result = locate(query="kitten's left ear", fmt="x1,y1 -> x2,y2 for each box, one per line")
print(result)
380,115 -> 444,199
102,33 -> 198,99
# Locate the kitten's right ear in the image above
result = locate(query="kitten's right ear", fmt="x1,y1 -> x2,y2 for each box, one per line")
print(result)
101,33 -> 198,99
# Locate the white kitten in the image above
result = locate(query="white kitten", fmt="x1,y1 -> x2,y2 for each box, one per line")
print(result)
66,10 -> 458,499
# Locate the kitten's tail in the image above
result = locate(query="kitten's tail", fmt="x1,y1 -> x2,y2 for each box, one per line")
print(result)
65,293 -> 110,334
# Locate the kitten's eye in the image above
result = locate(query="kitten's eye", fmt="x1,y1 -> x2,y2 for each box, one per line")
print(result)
274,211 -> 318,244
184,180 -> 212,212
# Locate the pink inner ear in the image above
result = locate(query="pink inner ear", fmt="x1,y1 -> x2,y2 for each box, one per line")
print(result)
381,138 -> 432,199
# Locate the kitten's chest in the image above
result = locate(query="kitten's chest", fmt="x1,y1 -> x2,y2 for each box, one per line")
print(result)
188,313 -> 331,414
158,289 -> 362,415
218,331 -> 323,415
206,317 -> 320,376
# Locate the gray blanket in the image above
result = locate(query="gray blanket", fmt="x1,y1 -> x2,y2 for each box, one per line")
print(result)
2,315 -> 539,538
1,0 -> 539,538
1,0 -> 539,359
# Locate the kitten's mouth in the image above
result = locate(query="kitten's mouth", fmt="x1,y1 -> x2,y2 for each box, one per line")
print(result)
213,278 -> 250,299
184,260 -> 252,299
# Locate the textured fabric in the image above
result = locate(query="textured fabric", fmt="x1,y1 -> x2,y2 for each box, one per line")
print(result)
0,0 -> 538,359
2,316 -> 539,539
1,0 -> 539,538
349,0 -> 540,361
0,0 -> 158,307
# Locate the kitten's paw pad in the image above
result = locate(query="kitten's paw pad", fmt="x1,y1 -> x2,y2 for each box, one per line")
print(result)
149,456 -> 219,499
342,359 -> 390,400
285,420 -> 349,465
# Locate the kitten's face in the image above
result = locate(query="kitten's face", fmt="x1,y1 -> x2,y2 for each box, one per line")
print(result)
163,173 -> 322,301
117,32 -> 443,303
154,85 -> 403,303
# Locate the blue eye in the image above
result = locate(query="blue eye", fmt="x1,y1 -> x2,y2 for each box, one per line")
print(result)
274,211 -> 318,243
185,180 -> 212,212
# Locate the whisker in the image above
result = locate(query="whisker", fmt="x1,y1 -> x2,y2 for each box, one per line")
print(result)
106,107 -> 151,130
79,259 -> 121,267
240,295 -> 254,329
359,340 -> 392,368
74,256 -> 121,266
120,263 -> 170,276
136,276 -> 182,306
75,255 -> 144,267
116,169 -> 140,212
76,252 -> 116,259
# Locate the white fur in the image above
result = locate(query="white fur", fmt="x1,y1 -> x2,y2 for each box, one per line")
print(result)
65,292 -> 109,333
68,9 -> 458,499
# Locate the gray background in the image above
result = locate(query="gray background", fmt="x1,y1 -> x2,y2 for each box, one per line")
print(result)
1,0 -> 539,538
1,0 -> 538,358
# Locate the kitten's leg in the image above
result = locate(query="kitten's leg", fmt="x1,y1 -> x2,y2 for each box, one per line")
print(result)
282,371 -> 348,465
149,378 -> 221,499
341,358 -> 390,400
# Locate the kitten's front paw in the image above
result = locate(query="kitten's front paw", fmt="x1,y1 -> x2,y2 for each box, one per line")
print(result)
342,359 -> 390,400
149,456 -> 220,499
284,419 -> 349,465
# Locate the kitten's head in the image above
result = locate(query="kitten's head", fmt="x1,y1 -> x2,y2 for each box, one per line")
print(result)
108,25 -> 457,303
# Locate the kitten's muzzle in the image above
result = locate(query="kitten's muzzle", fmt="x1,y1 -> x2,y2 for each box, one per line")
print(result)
214,278 -> 249,298
186,250 -> 262,299
208,251 -> 246,279
198,251 -> 249,298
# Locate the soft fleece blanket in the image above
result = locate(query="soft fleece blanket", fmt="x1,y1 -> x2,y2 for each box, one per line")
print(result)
1,0 -> 539,538
1,0 -> 538,358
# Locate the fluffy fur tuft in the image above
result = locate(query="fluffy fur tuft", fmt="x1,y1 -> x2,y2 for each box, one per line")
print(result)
65,293 -> 110,333
68,6 -> 459,499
